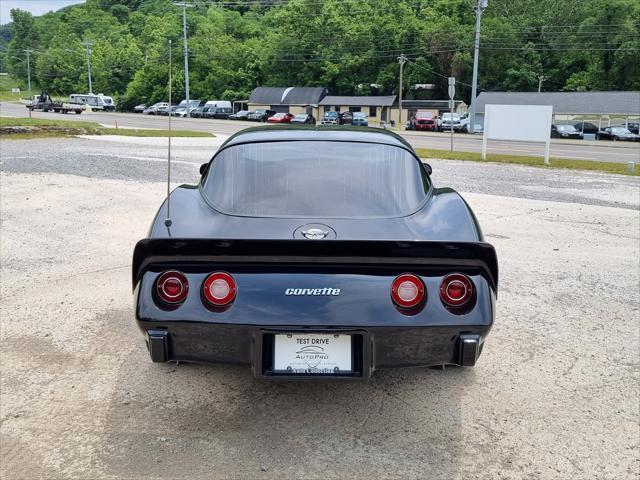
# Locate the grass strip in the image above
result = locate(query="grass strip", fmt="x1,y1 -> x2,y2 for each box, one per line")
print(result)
0,117 -> 213,138
415,148 -> 639,176
0,117 -> 102,129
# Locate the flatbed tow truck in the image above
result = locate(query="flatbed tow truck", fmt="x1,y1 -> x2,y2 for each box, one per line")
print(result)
27,91 -> 84,114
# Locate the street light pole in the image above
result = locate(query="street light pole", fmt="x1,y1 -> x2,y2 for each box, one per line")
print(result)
397,53 -> 407,129
175,2 -> 193,117
469,0 -> 488,134
81,41 -> 93,94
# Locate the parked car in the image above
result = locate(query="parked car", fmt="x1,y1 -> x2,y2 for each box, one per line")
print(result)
267,112 -> 295,123
573,122 -> 599,134
351,112 -> 368,127
173,100 -> 203,117
190,107 -> 205,118
340,111 -> 353,125
132,126 -> 498,378
291,113 -> 316,125
595,127 -> 640,142
229,110 -> 250,120
410,111 -> 437,131
247,109 -> 276,122
143,102 -> 169,115
321,111 -> 340,125
439,113 -> 461,132
207,107 -> 233,119
133,103 -> 147,113
157,104 -> 180,116
626,122 -> 639,134
551,124 -> 584,139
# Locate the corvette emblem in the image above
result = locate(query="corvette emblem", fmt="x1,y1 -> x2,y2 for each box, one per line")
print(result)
301,228 -> 329,240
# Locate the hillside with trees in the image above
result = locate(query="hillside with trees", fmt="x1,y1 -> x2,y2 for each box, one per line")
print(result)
1,0 -> 638,108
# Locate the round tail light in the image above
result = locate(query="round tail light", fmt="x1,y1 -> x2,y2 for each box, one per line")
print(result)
391,274 -> 425,309
156,270 -> 189,304
440,274 -> 474,307
203,272 -> 237,306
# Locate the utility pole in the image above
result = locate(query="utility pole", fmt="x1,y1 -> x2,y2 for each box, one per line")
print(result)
469,0 -> 488,134
397,53 -> 407,129
24,49 -> 33,99
448,77 -> 455,152
24,49 -> 33,118
81,41 -> 93,94
175,2 -> 194,117
537,74 -> 545,92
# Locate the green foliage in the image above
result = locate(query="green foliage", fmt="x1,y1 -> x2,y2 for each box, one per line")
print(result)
2,0 -> 638,107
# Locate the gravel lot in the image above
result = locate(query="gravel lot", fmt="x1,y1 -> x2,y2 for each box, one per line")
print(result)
1,136 -> 639,479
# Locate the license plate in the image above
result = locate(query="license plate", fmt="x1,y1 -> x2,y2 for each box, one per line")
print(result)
273,333 -> 352,374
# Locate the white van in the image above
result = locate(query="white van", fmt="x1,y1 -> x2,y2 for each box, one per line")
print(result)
69,93 -> 116,111
205,100 -> 232,109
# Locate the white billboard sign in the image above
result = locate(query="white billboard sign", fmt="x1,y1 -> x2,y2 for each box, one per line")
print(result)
482,104 -> 553,164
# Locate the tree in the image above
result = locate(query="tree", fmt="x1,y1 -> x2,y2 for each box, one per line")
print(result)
2,0 -> 637,106
6,9 -> 40,81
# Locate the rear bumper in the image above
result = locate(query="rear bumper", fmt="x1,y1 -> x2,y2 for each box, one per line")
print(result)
139,321 -> 490,379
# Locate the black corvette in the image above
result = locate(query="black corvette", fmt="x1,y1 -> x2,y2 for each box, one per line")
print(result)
133,126 -> 498,380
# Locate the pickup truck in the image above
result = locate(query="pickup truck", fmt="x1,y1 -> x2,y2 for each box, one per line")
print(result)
439,113 -> 461,132
409,111 -> 437,131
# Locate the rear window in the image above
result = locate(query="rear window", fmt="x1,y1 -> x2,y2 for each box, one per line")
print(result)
202,141 -> 430,218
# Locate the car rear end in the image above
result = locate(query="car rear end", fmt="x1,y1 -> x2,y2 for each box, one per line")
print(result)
134,239 -> 497,380
351,114 -> 368,127
321,113 -> 339,125
134,131 -> 497,379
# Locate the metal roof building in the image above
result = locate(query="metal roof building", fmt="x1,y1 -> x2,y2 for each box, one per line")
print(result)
475,91 -> 640,115
319,95 -> 397,107
249,87 -> 328,106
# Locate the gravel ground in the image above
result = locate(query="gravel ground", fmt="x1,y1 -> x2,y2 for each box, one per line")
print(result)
1,136 -> 639,479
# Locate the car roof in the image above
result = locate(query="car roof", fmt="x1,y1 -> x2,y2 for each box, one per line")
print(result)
220,125 -> 414,151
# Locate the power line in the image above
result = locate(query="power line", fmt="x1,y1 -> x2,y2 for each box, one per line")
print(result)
406,58 -> 473,88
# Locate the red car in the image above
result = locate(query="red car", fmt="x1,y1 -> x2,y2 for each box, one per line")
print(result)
267,113 -> 295,123
411,111 -> 437,131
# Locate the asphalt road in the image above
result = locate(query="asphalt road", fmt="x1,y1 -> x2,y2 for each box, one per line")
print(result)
2,101 -> 639,164
1,136 -> 639,479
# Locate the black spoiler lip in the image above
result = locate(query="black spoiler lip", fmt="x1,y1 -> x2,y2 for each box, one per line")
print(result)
132,238 -> 498,293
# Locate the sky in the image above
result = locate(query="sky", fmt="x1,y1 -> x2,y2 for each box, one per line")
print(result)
1,1 -> 85,25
